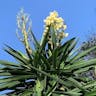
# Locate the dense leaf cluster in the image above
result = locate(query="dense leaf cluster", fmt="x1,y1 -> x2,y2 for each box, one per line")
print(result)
0,11 -> 96,96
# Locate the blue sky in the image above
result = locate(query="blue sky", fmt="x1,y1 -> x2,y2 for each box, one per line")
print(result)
0,0 -> 96,94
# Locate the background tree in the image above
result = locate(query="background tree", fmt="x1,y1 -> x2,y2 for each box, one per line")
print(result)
81,33 -> 96,80
81,33 -> 96,59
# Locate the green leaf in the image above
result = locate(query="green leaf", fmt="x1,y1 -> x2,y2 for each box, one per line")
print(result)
40,26 -> 49,51
4,46 -> 28,63
70,46 -> 96,63
0,75 -> 32,84
33,79 -> 43,96
67,77 -> 85,91
53,91 -> 82,96
18,88 -> 33,96
7,70 -> 34,75
0,81 -> 20,90
0,60 -> 20,67
46,82 -> 57,96
59,38 -> 75,56
57,38 -> 76,68
69,81 -> 96,93
84,80 -> 96,89
4,45 -> 31,69
40,54 -> 50,69
0,72 -> 11,76
51,26 -> 56,47
52,49 -> 58,69
64,58 -> 96,71
30,30 -> 40,49
85,89 -> 96,96
73,65 -> 94,74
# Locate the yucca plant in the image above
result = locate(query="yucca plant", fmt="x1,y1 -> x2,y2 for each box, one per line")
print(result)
0,10 -> 96,96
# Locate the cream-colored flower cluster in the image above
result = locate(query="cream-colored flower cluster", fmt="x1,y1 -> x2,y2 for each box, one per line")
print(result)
43,11 -> 69,48
42,11 -> 69,48
44,11 -> 67,31
16,9 -> 32,54
43,11 -> 68,40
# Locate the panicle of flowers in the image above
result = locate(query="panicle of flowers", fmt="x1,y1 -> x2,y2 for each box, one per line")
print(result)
44,11 -> 67,31
43,11 -> 68,47
43,11 -> 68,39
17,9 -> 30,30
16,9 -> 32,54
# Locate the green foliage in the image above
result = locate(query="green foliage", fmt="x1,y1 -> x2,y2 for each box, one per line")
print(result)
0,10 -> 96,96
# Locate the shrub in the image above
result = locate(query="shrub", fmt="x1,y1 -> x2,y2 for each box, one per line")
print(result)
0,10 -> 96,96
